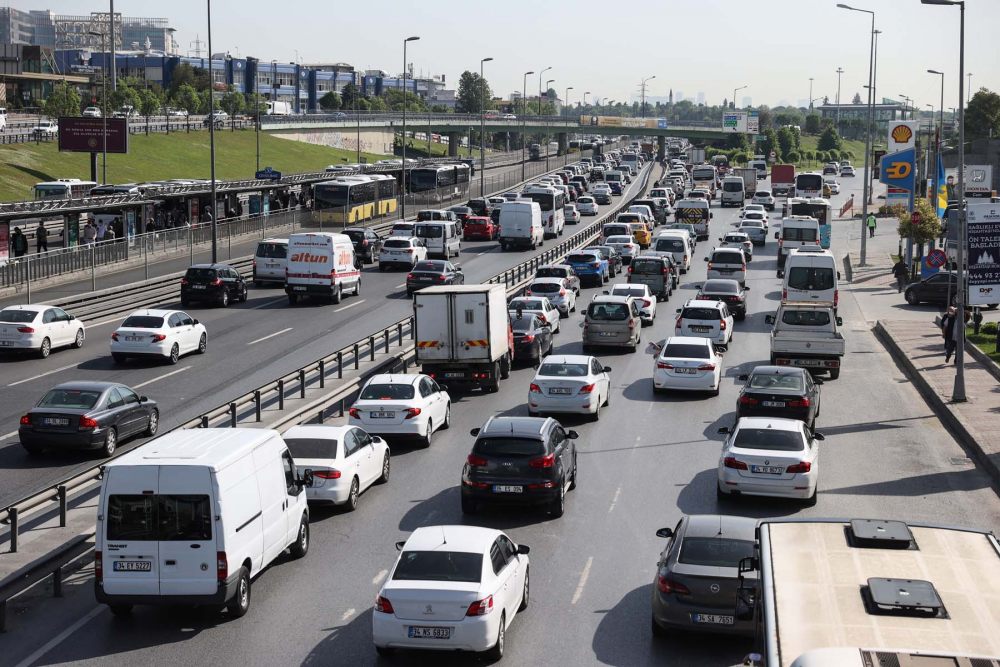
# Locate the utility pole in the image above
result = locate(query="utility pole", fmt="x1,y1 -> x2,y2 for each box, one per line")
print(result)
401,36 -> 419,222
836,67 -> 844,132
207,0 -> 218,262
480,57 -> 492,197
109,0 -> 117,91
809,77 -> 814,109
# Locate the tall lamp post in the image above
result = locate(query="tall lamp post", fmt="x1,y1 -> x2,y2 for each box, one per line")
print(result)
544,80 -> 555,164
401,36 -> 419,222
246,56 -> 260,172
207,0 -> 218,262
733,85 -> 746,109
967,72 -> 972,103
480,57 -> 492,197
899,94 -> 911,120
583,91 -> 590,108
641,76 -> 655,118
837,3 -> 875,266
809,77 -> 814,109
835,67 -> 844,131
87,30 -> 108,184
921,0 -> 967,401
521,70 -> 534,182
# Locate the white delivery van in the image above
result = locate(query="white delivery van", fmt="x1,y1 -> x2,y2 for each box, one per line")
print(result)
782,247 -> 840,309
415,221 -> 461,259
499,200 -> 544,251
774,215 -> 821,273
651,231 -> 692,273
285,232 -> 359,305
0,107 -> 7,133
720,176 -> 745,207
94,429 -> 310,617
750,158 -> 768,180
600,221 -> 633,244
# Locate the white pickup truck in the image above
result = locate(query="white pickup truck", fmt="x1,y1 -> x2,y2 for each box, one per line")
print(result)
764,303 -> 845,379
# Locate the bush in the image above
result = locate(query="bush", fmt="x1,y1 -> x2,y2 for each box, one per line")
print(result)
787,151 -> 801,163
827,149 -> 840,162
804,150 -> 814,161
843,151 -> 854,160
815,151 -> 827,163
982,321 -> 999,336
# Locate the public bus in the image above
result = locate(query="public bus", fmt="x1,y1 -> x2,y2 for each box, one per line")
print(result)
792,171 -> 824,199
786,196 -> 833,248
521,184 -> 566,237
31,179 -> 98,201
408,163 -> 471,202
312,174 -> 398,225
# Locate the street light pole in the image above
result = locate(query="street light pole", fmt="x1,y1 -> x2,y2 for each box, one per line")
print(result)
967,72 -> 972,104
641,76 -> 655,118
583,91 -> 589,108
836,67 -> 844,131
928,70 -> 945,221
522,70 -> 534,182
207,0 -> 218,262
900,94 -> 911,120
401,36 -> 419,222
809,77 -> 814,109
109,0 -> 116,91
733,85 -> 746,110
480,57 -> 492,197
88,31 -> 108,184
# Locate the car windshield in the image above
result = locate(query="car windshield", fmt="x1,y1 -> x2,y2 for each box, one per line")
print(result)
662,343 -> 710,359
121,315 -> 164,328
382,239 -> 412,249
588,302 -> 630,320
360,384 -> 416,400
0,309 -> 37,323
749,374 -> 804,391
415,224 -> 443,239
393,551 -> 483,583
703,280 -> 739,294
474,437 -> 546,457
284,438 -> 339,459
780,310 -> 832,326
38,388 -> 102,409
679,537 -> 756,568
682,307 -> 721,320
611,287 -> 647,298
529,282 -> 560,293
538,363 -> 589,377
255,243 -> 287,259
787,267 -> 835,291
733,428 -> 805,451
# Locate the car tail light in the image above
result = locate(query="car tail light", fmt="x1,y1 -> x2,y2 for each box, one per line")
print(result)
217,552 -> 228,581
111,333 -> 119,342
724,457 -> 748,470
467,454 -> 488,467
406,274 -> 415,281
535,314 -> 545,322
675,319 -> 682,328
560,289 -> 566,296
785,461 -> 811,474
362,239 -> 369,246
828,360 -> 840,368
79,415 -> 99,428
349,408 -> 360,419
834,290 -> 839,308
525,289 -> 532,296
314,469 -> 342,479
657,576 -> 691,595
641,299 -> 651,309
209,279 -> 222,286
522,334 -> 535,342
530,453 -> 555,468
706,262 -> 712,270
180,279 -> 189,285
375,595 -> 394,614
628,319 -> 635,331
741,263 -> 746,270
657,361 -> 674,369
17,326 -> 34,333
788,398 -> 810,408
782,288 -> 787,300
579,384 -> 595,394
739,396 -> 759,405
20,414 -> 30,425
94,550 -> 103,582
698,364 -> 716,371
529,383 -> 541,394
438,275 -> 447,280
466,595 -> 494,616
404,408 -> 421,419
152,334 -> 166,342
720,320 -> 727,330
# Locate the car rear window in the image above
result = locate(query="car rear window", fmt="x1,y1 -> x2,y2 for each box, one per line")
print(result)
656,238 -> 685,252
392,224 -> 414,232
511,300 -> 545,311
756,190 -> 772,197
724,236 -> 747,243
538,363 -> 589,377
587,302 -> 629,320
679,537 -> 756,568
0,309 -> 37,323
780,310 -> 832,326
360,384 -> 416,400
415,224 -> 443,238
611,287 -> 647,298
710,252 -> 743,264
535,268 -> 567,279
662,343 -> 710,359
631,258 -> 664,273
413,261 -> 445,272
284,438 -> 339,459
255,243 -> 287,259
682,307 -> 721,320
787,267 -> 835,291
740,220 -> 764,228
703,280 -> 738,294
393,551 -> 483,583
383,239 -> 411,249
38,388 -> 101,409
121,316 -> 164,328
343,230 -> 365,242
185,268 -> 217,281
748,374 -> 804,391
473,437 -> 547,457
578,197 -> 594,204
733,428 -> 805,451
106,494 -> 212,541
607,236 -> 633,245
567,253 -> 599,264
529,282 -> 560,293
603,225 -> 630,237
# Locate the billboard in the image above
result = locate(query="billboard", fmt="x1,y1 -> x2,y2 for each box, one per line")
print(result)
966,202 -> 1000,305
721,110 -> 758,133
578,116 -> 666,129
880,147 -> 916,213
887,120 -> 917,152
58,117 -> 129,154
943,165 -> 995,200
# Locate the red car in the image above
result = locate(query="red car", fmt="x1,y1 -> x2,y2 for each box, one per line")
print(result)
462,216 -> 497,241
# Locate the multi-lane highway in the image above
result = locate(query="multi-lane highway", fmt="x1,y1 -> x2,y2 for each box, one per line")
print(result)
6,161 -> 1000,667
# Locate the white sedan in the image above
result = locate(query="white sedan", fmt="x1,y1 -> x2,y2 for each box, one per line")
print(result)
653,336 -> 723,395
825,180 -> 841,194
110,309 -> 206,365
379,236 -> 427,270
716,416 -> 821,505
577,196 -> 599,216
372,525 -> 529,660
528,354 -> 612,419
389,222 -> 416,237
509,296 -> 561,333
609,283 -> 656,324
0,304 -> 86,358
285,424 -> 390,511
349,374 -> 451,447
605,235 -> 638,263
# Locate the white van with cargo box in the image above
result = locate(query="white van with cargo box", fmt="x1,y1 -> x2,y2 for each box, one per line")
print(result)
285,232 -> 359,305
781,247 -> 840,310
94,429 -> 310,617
499,200 -> 544,251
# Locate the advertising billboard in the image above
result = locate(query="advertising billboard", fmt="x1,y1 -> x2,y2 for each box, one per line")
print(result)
887,120 -> 917,152
966,202 -> 1000,305
578,116 -> 666,129
880,147 -> 916,213
721,110 -> 758,133
58,117 -> 129,154
943,165 -> 995,200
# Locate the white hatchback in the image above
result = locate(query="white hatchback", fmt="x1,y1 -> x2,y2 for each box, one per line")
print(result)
349,374 -> 451,447
577,196 -> 599,216
110,309 -> 207,364
509,296 -> 561,333
285,424 -> 390,510
524,278 -> 575,319
379,236 -> 427,270
389,222 -> 416,237
752,190 -> 776,210
528,354 -> 612,419
0,304 -> 86,358
675,299 -> 734,347
605,235 -> 638,263
653,336 -> 723,395
564,203 -> 580,224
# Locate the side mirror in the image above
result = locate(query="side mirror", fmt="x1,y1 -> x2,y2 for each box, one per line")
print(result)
303,469 -> 315,488
676,308 -> 682,313
837,271 -> 842,280
603,366 -> 612,373
140,396 -> 149,402
470,427 -> 481,437
655,527 -> 674,539
69,315 -> 76,320
774,232 -> 779,239
395,540 -> 406,552
710,213 -> 714,219
717,427 -> 731,435
703,257 -> 709,262
738,374 -> 749,381
736,585 -> 756,621
836,317 -> 844,327
566,430 -> 579,440
532,362 -> 540,370
192,319 -> 200,325
813,432 -> 826,441
814,378 -> 825,385
517,544 -> 531,555
765,314 -> 775,325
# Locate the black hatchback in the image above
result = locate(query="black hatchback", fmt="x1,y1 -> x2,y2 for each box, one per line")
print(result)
467,198 -> 491,217
736,366 -> 821,429
181,263 -> 247,307
406,260 -> 464,295
697,279 -> 749,319
461,416 -> 578,517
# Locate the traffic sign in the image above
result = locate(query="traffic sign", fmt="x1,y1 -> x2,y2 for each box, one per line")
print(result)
769,151 -> 776,158
927,248 -> 947,268
911,211 -> 921,226
255,167 -> 281,180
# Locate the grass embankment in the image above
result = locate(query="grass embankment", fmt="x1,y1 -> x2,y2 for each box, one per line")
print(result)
787,135 -> 880,170
0,128 -> 393,202
966,329 -> 1000,364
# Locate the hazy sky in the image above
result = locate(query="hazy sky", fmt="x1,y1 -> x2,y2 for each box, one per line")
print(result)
38,0 -> 999,111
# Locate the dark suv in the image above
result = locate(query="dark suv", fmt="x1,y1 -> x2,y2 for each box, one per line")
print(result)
461,416 -> 578,518
181,263 -> 247,307
344,227 -> 382,264
467,198 -> 491,217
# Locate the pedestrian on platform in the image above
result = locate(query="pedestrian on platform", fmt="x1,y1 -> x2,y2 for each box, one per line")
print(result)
891,258 -> 909,293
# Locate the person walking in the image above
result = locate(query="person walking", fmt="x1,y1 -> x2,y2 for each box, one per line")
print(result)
11,227 -> 27,257
941,306 -> 959,364
867,212 -> 877,238
35,222 -> 48,254
891,257 -> 909,293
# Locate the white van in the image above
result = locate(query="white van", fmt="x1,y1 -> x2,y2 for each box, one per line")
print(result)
750,158 -> 768,180
94,429 -> 310,617
0,107 -> 7,133
782,247 -> 840,309
720,176 -> 745,207
775,215 -> 821,272
285,232 -> 359,305
651,231 -> 692,273
252,238 -> 288,285
415,221 -> 461,259
499,200 -> 544,251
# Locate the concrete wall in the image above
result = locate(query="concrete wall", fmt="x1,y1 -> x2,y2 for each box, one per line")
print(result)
267,127 -> 396,156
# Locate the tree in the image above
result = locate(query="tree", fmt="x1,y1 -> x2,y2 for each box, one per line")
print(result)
42,81 -> 81,118
804,150 -> 814,162
757,104 -> 773,129
245,92 -> 267,116
966,88 -> 1000,138
109,82 -> 141,115
219,87 -> 246,129
191,66 -> 211,91
168,63 -> 196,98
896,197 -> 940,245
319,91 -> 341,111
174,84 -> 201,115
804,114 -> 821,135
826,149 -> 840,162
791,125 -> 801,150
137,88 -> 162,135
817,126 -> 842,151
367,96 -> 385,112
787,150 -> 801,163
852,92 -> 862,104
760,127 -> 780,161
340,81 -> 359,110
777,127 -> 794,159
383,88 -> 427,112
456,70 -> 493,114
430,104 -> 451,113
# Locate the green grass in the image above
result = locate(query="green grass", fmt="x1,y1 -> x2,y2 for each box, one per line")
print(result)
0,128 -> 394,202
966,328 -> 1000,364
786,135 -> 883,170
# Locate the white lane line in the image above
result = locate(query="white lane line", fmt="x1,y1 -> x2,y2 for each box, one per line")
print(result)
14,605 -> 105,667
341,608 -> 356,622
333,299 -> 365,313
373,569 -> 389,585
8,362 -> 80,387
247,327 -> 293,346
571,556 -> 593,605
0,428 -> 20,442
608,486 -> 621,514
132,366 -> 189,389
394,283 -> 406,288
250,296 -> 288,311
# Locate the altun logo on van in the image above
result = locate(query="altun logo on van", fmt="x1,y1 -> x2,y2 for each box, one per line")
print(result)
290,252 -> 329,263
891,125 -> 913,144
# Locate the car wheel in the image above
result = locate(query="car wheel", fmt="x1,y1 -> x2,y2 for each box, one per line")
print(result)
109,605 -> 134,617
375,647 -> 395,658
592,401 -> 601,422
289,518 -> 309,558
101,427 -> 117,458
904,290 -> 920,305
378,452 -> 390,484
168,344 -> 180,365
829,369 -> 841,380
461,495 -> 478,515
22,444 -> 43,457
423,420 -> 433,448
38,337 -> 51,359
196,333 -> 208,354
568,457 -> 578,490
254,280 -> 263,287
220,290 -> 229,308
227,567 -> 251,618
804,485 -> 818,507
442,404 -> 451,429
355,278 -> 361,296
287,294 -> 298,305
550,481 -> 566,518
112,353 -> 127,364
518,566 -> 530,611
143,410 -> 159,437
345,477 -> 359,511
74,329 -> 85,349
379,264 -> 385,272
241,286 -> 248,302
485,613 -> 506,661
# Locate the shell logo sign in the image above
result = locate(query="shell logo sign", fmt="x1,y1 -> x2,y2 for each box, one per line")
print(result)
891,125 -> 912,144
888,121 -> 917,151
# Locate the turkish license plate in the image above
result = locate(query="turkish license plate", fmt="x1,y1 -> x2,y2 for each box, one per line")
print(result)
391,251 -> 403,255
675,367 -> 697,374
126,336 -> 143,342
445,372 -> 465,378
691,326 -> 710,333
548,387 -> 572,395
762,401 -> 786,407
113,560 -> 152,572
294,286 -> 307,291
493,485 -> 523,493
795,359 -> 822,366
0,341 -> 13,346
266,262 -> 279,268
43,417 -> 69,426
408,627 -> 451,639
192,284 -> 206,289
599,332 -> 615,337
370,411 -> 395,419
420,277 -> 433,281
719,269 -> 734,275
752,465 -> 784,475
693,614 -> 734,625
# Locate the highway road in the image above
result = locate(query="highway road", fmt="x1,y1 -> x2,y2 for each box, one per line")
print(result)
6,165 -> 1000,667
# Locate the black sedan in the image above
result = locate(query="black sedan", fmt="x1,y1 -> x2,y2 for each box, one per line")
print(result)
511,313 -> 553,364
19,381 -> 159,457
696,279 -> 749,320
904,271 -> 959,307
406,260 -> 464,295
344,227 -> 383,264
181,263 -> 247,307
592,245 -> 623,277
736,366 -> 821,429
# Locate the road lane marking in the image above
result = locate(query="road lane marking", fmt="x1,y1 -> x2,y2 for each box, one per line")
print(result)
394,284 -> 406,288
247,327 -> 293,346
133,366 -> 189,389
14,605 -> 105,667
373,569 -> 389,585
341,608 -> 356,622
334,299 -> 366,313
8,362 -> 80,387
250,296 -> 288,311
571,556 -> 593,605
608,486 -> 621,514
0,429 -> 19,441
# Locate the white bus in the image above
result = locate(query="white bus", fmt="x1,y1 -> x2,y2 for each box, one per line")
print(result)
31,179 -> 98,201
521,185 -> 565,238
691,164 -> 718,197
792,172 -> 824,199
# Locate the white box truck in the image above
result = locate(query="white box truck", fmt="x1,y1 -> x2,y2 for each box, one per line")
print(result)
413,284 -> 513,392
689,148 -> 706,164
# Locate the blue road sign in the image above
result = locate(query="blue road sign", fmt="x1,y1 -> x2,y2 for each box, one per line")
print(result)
256,167 -> 281,180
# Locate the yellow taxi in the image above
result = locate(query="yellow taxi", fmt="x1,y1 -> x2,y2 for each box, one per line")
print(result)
629,221 -> 652,248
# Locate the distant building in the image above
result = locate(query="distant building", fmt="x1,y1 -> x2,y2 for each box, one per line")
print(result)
797,99 -> 808,108
669,88 -> 673,104
0,7 -> 178,54
676,91 -> 683,103
696,91 -> 705,105
742,96 -> 752,108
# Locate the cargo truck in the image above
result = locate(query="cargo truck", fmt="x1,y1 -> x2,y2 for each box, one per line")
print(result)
689,148 -> 706,165
413,284 -> 513,392
765,302 -> 844,379
770,164 -> 795,197
734,167 -> 757,199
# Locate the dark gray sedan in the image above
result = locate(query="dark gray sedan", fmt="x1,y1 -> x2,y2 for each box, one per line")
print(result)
18,381 -> 159,458
651,514 -> 757,638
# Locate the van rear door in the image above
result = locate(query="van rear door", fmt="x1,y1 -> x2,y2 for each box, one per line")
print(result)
157,466 -> 217,596
287,234 -> 333,289
101,466 -> 160,596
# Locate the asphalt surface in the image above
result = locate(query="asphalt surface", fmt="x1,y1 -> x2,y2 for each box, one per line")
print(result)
6,166 -> 1000,667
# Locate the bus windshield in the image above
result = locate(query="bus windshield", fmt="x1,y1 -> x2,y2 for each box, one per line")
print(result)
33,184 -> 69,199
410,170 -> 439,192
315,185 -> 349,208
